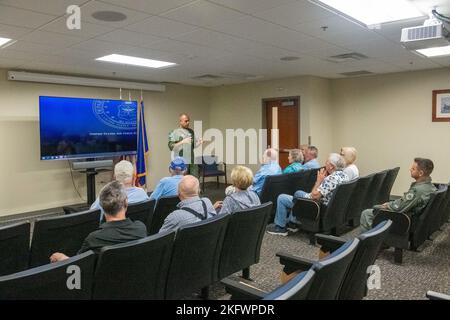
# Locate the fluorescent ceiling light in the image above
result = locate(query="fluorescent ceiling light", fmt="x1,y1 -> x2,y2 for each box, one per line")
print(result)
416,45 -> 450,57
96,54 -> 176,68
0,37 -> 13,47
311,0 -> 425,26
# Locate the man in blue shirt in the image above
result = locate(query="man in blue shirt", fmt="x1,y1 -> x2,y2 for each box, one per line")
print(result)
251,148 -> 282,195
91,160 -> 149,222
303,146 -> 321,169
150,157 -> 186,201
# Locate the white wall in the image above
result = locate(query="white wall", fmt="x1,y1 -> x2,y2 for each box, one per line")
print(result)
0,69 -> 209,217
208,75 -> 333,174
331,68 -> 450,194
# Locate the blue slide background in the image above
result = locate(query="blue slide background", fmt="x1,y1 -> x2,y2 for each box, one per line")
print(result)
39,96 -> 138,160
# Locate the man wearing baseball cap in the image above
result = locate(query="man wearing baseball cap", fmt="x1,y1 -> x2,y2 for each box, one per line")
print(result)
150,157 -> 187,201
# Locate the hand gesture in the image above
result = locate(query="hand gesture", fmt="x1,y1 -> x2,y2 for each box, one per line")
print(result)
182,136 -> 192,144
316,168 -> 327,183
214,201 -> 223,209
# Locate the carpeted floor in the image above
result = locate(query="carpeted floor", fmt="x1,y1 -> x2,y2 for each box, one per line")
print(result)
203,182 -> 450,300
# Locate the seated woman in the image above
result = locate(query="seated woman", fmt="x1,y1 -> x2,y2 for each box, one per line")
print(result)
283,149 -> 305,174
341,146 -> 359,181
214,166 -> 261,214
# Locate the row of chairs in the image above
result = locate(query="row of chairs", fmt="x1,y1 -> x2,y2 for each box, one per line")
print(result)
373,183 -> 450,263
223,220 -> 392,300
0,202 -> 273,299
0,195 -> 180,275
291,167 -> 399,243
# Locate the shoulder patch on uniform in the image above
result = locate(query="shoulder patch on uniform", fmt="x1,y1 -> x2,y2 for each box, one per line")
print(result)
405,192 -> 414,201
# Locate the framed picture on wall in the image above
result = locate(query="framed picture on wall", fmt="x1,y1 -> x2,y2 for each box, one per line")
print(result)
432,89 -> 450,122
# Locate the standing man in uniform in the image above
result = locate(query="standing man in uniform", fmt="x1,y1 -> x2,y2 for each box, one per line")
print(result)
360,157 -> 437,231
168,113 -> 202,177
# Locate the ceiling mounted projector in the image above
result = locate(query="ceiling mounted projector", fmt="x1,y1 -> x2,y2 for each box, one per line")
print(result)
401,20 -> 449,50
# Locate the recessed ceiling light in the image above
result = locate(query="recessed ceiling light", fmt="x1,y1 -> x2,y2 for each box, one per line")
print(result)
96,54 -> 176,68
416,45 -> 450,57
0,37 -> 12,47
310,0 -> 424,26
92,11 -> 127,22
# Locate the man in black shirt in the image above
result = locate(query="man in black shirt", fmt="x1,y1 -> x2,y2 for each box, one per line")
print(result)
50,181 -> 147,262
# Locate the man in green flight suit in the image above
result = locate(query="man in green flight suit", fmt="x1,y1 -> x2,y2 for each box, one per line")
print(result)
360,157 -> 437,231
168,113 -> 202,177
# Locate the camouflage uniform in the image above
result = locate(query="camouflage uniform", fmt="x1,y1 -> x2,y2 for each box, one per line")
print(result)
168,127 -> 198,177
360,177 -> 436,231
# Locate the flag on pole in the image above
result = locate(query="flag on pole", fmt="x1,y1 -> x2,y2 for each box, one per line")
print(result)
136,97 -> 149,187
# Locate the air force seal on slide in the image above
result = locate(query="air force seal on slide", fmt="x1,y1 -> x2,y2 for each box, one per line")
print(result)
92,100 -> 137,130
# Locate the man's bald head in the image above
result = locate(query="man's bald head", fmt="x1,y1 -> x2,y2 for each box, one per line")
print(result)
179,113 -> 190,129
178,175 -> 200,200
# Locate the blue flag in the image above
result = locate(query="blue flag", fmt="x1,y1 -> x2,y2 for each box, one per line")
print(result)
136,99 -> 149,187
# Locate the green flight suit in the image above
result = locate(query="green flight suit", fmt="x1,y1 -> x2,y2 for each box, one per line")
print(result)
168,127 -> 198,177
360,177 -> 436,231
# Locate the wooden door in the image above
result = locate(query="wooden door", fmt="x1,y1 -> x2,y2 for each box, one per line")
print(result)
264,97 -> 299,169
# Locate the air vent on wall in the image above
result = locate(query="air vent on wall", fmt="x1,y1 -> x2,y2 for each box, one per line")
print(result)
327,52 -> 368,63
339,70 -> 374,76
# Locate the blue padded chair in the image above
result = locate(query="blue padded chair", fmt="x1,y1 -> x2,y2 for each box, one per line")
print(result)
197,156 -> 227,190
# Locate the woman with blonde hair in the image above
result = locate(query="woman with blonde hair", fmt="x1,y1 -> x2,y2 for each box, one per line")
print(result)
340,146 -> 359,181
283,149 -> 305,174
214,166 -> 261,214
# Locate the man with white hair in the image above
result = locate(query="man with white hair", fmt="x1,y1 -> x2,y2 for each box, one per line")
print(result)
91,160 -> 149,222
267,153 -> 349,236
251,148 -> 282,196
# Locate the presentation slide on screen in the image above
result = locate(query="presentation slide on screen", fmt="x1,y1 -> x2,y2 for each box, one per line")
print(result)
39,96 -> 138,160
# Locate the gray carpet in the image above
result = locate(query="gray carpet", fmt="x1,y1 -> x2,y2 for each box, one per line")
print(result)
203,183 -> 450,300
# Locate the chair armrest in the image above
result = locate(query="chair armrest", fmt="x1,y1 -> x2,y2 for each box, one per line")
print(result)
315,234 -> 346,253
276,251 -> 315,271
373,209 -> 410,235
426,291 -> 450,300
221,278 -> 266,300
291,198 -> 321,221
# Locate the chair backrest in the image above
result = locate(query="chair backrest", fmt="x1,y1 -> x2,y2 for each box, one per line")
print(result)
259,173 -> 291,222
218,202 -> 273,279
29,209 -> 101,267
425,186 -> 447,236
307,238 -> 359,300
345,174 -> 374,225
0,221 -> 30,276
263,269 -> 316,300
377,167 -> 400,204
410,189 -> 445,249
321,179 -> 358,232
338,220 -> 392,300
125,199 -> 156,231
440,184 -> 450,226
366,171 -> 388,208
165,213 -> 230,299
148,195 -> 180,235
288,169 -> 319,194
199,155 -> 219,172
0,251 -> 96,300
92,230 -> 175,300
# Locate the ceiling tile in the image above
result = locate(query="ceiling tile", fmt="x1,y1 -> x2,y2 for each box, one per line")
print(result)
254,0 -> 334,27
99,0 -> 197,15
162,0 -> 247,28
96,29 -> 164,48
0,56 -> 30,67
125,16 -> 198,38
19,30 -> 85,48
0,0 -> 87,16
145,39 -> 228,59
80,0 -> 150,28
0,23 -> 33,39
42,17 -> 114,39
6,40 -> 62,54
208,0 -> 298,14
0,4 -> 57,28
